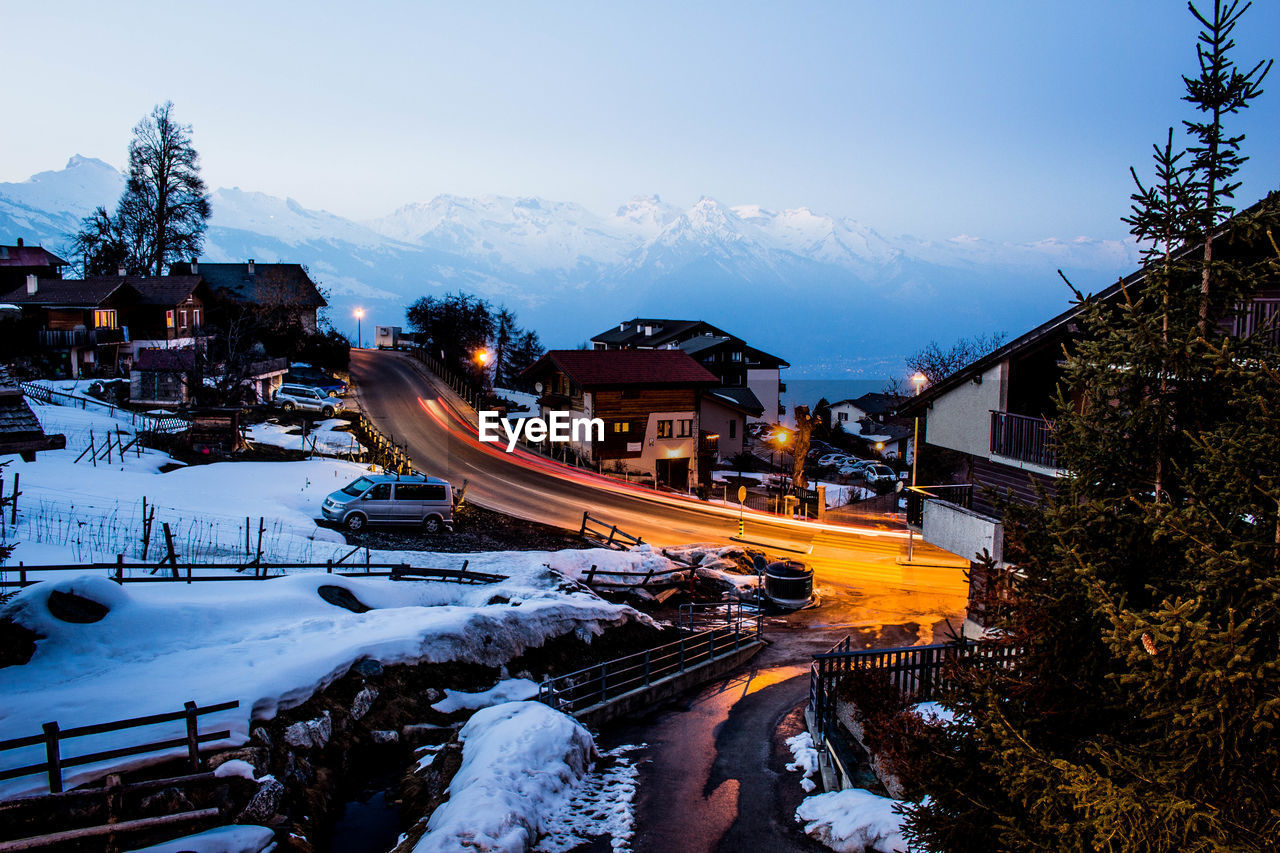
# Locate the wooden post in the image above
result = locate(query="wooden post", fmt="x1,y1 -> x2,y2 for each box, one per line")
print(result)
163,523 -> 177,579
43,722 -> 62,794
10,472 -> 17,526
255,517 -> 264,565
115,554 -> 124,583
245,517 -> 250,556
184,701 -> 201,771
90,430 -> 96,468
141,506 -> 155,560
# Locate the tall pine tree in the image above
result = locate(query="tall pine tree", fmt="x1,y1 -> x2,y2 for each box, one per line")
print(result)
903,3 -> 1278,850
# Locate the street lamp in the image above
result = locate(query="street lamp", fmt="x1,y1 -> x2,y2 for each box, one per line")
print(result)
354,308 -> 364,349
911,372 -> 927,395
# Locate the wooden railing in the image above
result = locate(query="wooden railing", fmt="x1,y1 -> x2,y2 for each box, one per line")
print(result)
36,327 -> 130,348
989,410 -> 1058,468
0,701 -> 238,794
904,484 -> 973,528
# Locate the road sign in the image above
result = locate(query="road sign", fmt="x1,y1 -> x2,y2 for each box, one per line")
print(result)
737,485 -> 747,503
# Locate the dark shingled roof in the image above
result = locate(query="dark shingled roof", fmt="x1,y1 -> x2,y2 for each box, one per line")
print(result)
134,348 -> 196,371
591,319 -> 722,348
834,392 -> 907,417
0,278 -> 128,307
0,244 -> 69,268
706,386 -> 765,416
127,276 -> 205,306
177,262 -> 326,308
524,349 -> 720,387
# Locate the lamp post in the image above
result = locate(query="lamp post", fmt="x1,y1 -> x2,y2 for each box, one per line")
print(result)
354,307 -> 364,350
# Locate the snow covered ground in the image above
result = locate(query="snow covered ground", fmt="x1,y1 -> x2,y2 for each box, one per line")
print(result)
409,701 -> 639,853
0,402 -> 682,801
245,417 -> 367,457
494,387 -> 540,420
795,787 -> 910,853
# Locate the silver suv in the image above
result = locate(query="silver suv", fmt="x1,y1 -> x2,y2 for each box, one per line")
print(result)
275,383 -> 345,418
320,473 -> 454,533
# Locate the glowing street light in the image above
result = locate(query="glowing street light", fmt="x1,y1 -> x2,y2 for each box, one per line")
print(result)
354,307 -> 364,349
475,348 -> 491,366
911,372 -> 927,395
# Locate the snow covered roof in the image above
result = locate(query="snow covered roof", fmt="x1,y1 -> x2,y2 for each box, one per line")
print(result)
706,386 -> 765,416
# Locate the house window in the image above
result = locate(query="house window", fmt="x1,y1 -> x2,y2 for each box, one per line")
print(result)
93,309 -> 117,329
677,419 -> 693,438
178,309 -> 188,328
657,420 -> 673,438
730,351 -> 742,361
838,412 -> 848,422
166,310 -> 175,329
612,422 -> 630,433
192,309 -> 202,329
729,419 -> 737,439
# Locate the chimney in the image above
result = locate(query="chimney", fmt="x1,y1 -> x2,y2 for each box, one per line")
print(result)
118,266 -> 127,277
16,238 -> 23,248
26,274 -> 38,295
247,259 -> 255,275
190,257 -> 198,274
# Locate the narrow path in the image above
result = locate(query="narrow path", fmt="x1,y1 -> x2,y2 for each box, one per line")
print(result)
601,604 -> 960,853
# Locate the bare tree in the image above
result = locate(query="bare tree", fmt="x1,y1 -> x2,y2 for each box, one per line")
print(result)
904,332 -> 1007,386
74,102 -> 210,276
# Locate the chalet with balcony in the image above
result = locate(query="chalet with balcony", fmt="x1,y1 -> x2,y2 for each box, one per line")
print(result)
521,349 -> 719,490
590,318 -> 789,422
172,260 -> 326,332
1,275 -> 135,376
0,239 -> 67,291
900,197 -> 1280,637
127,276 -> 209,353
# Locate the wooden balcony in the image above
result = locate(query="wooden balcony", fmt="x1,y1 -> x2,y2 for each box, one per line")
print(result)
37,327 -> 130,348
989,410 -> 1058,468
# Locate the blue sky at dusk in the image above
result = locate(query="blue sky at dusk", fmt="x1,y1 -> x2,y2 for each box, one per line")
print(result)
4,1 -> 1278,242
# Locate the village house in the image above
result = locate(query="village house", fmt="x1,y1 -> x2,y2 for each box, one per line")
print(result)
0,239 -> 68,291
521,349 -> 720,490
900,201 -> 1280,637
590,318 -> 789,423
171,260 -> 326,332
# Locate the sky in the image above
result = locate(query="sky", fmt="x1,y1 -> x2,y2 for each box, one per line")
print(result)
3,1 -> 1278,243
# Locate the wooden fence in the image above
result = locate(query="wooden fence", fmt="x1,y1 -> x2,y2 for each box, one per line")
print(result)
0,701 -> 238,795
808,638 -> 1022,745
20,384 -> 186,435
0,558 -> 507,589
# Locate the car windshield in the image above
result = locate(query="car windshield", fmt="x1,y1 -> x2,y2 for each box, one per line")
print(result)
340,477 -> 374,497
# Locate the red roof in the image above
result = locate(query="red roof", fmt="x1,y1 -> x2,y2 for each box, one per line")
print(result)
0,244 -> 69,268
526,349 -> 719,387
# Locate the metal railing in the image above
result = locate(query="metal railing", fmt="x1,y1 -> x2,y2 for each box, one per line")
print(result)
989,410 -> 1058,468
809,638 -> 1021,744
538,604 -> 763,716
904,484 -> 974,528
0,700 -> 238,794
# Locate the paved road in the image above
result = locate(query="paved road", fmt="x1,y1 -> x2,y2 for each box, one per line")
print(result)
350,349 -> 969,601
351,349 -> 968,851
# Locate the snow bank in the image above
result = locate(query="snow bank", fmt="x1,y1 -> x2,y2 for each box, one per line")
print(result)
126,824 -> 275,853
786,731 -> 820,792
414,702 -> 595,853
0,572 -> 638,798
537,744 -> 641,852
795,788 -> 909,853
431,678 -> 540,713
246,418 -> 366,457
546,545 -> 688,586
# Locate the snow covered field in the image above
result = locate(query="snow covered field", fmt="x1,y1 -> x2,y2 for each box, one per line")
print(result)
245,417 -> 367,457
0,401 -> 680,807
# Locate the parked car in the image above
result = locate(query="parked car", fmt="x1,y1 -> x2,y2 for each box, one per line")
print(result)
286,364 -> 348,396
817,452 -> 850,467
864,463 -> 898,486
275,383 -> 346,418
320,473 -> 454,533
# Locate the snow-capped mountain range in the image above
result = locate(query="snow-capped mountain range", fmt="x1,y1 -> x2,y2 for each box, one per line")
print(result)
0,156 -> 1139,376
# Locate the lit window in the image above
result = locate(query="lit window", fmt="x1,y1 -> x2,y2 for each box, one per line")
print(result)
94,309 -> 117,329
613,422 -> 630,433
192,309 -> 202,328
657,420 -> 673,438
677,419 -> 693,438
178,310 -> 187,328
166,310 -> 174,329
